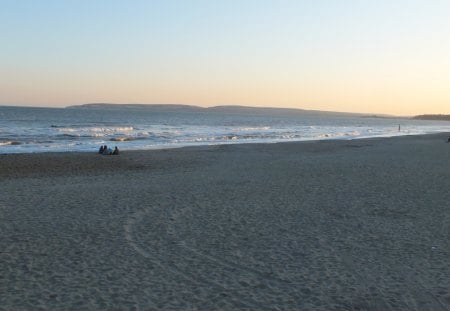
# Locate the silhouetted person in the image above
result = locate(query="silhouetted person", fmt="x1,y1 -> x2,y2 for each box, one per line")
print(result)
112,146 -> 119,155
98,145 -> 104,154
447,136 -> 450,143
102,145 -> 109,155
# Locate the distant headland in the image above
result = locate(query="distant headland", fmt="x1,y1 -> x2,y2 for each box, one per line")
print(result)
67,103 -> 395,118
412,114 -> 450,121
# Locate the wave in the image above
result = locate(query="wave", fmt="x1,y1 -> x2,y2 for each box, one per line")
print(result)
54,126 -> 134,137
175,130 -> 372,143
0,141 -> 21,146
110,137 -> 135,142
110,135 -> 150,142
236,126 -> 271,131
57,133 -> 105,138
53,126 -> 137,139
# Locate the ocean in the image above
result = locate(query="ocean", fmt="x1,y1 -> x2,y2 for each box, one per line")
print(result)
1,105 -> 449,154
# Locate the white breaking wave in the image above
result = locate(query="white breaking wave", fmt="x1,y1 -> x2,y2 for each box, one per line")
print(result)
56,126 -> 134,135
236,126 -> 271,131
0,141 -> 21,146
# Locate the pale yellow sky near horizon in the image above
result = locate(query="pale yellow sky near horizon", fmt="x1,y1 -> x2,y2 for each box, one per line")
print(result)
3,65 -> 449,116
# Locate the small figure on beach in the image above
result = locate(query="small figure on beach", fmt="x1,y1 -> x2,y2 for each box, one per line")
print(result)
447,136 -> 450,143
98,144 -> 119,155
398,124 -> 401,132
102,145 -> 112,155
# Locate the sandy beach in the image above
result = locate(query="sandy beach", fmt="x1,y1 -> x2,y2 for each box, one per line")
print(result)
1,134 -> 449,310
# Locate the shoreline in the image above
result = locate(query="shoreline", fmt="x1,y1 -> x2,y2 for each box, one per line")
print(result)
1,131 -> 449,157
1,132 -> 449,180
1,132 -> 449,309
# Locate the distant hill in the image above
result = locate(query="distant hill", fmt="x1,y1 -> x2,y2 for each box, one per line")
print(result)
412,114 -> 450,121
67,103 -> 202,111
208,105 -> 352,116
67,103 -> 382,118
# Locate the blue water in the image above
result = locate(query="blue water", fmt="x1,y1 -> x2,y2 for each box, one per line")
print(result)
1,105 -> 449,154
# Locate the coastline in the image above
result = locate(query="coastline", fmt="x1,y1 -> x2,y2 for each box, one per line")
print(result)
1,132 -> 449,178
1,133 -> 449,309
1,130 -> 448,155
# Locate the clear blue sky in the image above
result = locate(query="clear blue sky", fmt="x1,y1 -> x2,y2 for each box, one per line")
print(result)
1,0 -> 450,114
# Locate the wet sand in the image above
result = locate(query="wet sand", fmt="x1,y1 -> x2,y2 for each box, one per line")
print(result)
1,134 -> 449,310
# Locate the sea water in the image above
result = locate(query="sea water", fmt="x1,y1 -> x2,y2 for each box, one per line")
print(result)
1,105 -> 449,154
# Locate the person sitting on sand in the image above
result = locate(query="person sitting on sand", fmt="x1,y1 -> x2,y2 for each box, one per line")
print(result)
98,145 -> 104,154
112,146 -> 119,155
102,145 -> 112,155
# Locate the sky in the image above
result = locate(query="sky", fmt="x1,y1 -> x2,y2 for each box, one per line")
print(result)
1,0 -> 450,115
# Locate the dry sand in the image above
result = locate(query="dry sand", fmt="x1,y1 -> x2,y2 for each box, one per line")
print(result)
1,134 -> 449,310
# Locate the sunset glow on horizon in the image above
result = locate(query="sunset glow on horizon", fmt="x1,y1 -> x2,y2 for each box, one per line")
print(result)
1,0 -> 450,116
